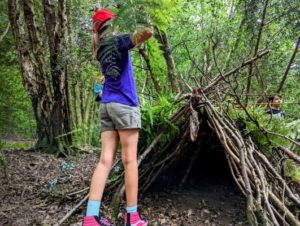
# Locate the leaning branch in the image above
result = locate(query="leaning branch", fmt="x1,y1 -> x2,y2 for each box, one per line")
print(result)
277,36 -> 300,93
0,22 -> 10,43
279,146 -> 300,164
203,49 -> 269,93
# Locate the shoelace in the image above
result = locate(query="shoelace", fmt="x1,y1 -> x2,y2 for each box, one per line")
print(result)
100,217 -> 111,226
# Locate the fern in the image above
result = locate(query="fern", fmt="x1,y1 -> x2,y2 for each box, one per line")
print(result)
283,160 -> 300,181
228,106 -> 291,154
140,95 -> 180,147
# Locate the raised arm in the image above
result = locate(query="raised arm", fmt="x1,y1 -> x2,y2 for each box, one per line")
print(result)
131,27 -> 153,47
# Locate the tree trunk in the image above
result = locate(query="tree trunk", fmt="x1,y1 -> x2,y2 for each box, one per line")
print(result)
9,0 -> 53,148
43,0 -> 72,148
8,0 -> 72,152
139,47 -> 162,93
154,27 -> 179,93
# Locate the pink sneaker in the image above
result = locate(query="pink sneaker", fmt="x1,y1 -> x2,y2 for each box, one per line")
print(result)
124,212 -> 148,226
82,216 -> 112,226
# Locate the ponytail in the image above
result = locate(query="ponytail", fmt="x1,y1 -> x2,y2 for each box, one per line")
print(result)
92,32 -> 99,60
92,19 -> 113,60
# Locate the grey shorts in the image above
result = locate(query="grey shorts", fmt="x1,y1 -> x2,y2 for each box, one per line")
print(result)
99,102 -> 141,132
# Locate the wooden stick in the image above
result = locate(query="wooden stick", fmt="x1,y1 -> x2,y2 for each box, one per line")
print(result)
269,191 -> 300,226
279,146 -> 300,165
55,194 -> 88,226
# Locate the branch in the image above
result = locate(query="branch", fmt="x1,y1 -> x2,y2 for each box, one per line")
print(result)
0,22 -> 10,43
203,49 -> 269,93
245,0 -> 269,106
279,146 -> 300,165
265,129 -> 300,147
277,36 -> 300,93
55,194 -> 88,226
268,191 -> 300,226
56,160 -> 121,225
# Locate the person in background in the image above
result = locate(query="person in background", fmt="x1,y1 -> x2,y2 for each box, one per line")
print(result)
82,8 -> 153,226
266,93 -> 285,119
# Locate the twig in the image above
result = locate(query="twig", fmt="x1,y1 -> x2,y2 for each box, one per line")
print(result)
56,160 -> 120,225
0,23 -> 10,42
67,187 -> 89,196
279,146 -> 300,165
55,194 -> 88,226
265,130 -> 300,147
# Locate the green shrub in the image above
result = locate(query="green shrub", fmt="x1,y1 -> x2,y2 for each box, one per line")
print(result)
283,160 -> 300,181
228,105 -> 300,180
140,95 -> 181,149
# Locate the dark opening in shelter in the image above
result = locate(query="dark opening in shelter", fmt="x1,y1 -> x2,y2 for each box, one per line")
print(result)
149,118 -> 237,191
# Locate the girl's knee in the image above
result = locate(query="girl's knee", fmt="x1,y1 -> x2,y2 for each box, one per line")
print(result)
121,154 -> 137,166
99,156 -> 114,169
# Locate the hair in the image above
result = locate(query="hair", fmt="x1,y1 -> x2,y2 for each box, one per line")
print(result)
92,19 -> 113,59
268,93 -> 282,103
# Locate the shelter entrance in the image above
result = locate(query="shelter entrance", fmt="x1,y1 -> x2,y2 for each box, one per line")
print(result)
150,121 -> 236,189
143,123 -> 248,225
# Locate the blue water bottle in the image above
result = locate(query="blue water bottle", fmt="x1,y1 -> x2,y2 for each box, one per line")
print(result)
94,84 -> 103,102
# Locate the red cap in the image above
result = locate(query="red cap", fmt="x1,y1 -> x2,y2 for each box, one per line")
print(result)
92,9 -> 115,33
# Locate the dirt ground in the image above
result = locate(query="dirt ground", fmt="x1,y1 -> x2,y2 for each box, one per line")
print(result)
0,149 -> 247,226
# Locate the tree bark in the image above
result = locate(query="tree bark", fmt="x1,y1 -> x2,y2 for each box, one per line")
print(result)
8,0 -> 53,148
8,0 -> 72,151
154,27 -> 179,93
43,0 -> 72,148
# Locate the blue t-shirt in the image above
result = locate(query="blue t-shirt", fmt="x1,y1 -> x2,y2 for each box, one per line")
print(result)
97,34 -> 138,106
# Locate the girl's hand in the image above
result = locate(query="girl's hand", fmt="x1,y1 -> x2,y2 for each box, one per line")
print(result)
131,27 -> 153,47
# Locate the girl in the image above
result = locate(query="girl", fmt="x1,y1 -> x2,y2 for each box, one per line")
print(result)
83,9 -> 153,226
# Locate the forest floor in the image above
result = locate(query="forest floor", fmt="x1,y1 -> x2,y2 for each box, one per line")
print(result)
0,148 -> 248,226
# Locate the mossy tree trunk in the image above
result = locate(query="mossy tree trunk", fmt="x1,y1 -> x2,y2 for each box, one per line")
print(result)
154,27 -> 179,93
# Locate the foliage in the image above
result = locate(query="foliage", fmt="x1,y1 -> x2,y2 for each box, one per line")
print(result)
140,95 -> 180,148
286,119 -> 300,155
71,118 -> 101,149
229,105 -> 300,180
111,0 -> 183,31
283,160 -> 300,181
286,119 -> 300,139
3,141 -> 34,150
229,106 -> 292,153
145,38 -> 167,89
0,0 -> 36,139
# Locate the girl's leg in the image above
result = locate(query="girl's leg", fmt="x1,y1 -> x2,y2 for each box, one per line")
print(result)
88,130 -> 119,206
119,129 -> 148,225
118,129 -> 139,207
